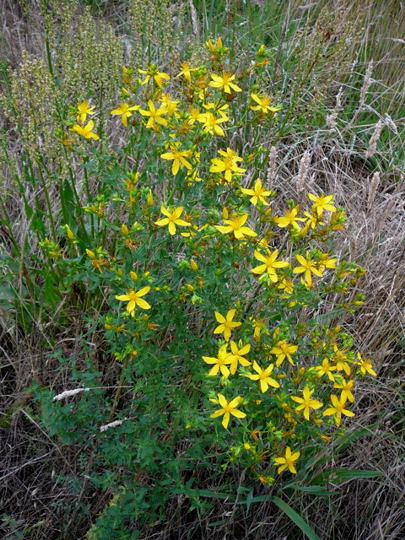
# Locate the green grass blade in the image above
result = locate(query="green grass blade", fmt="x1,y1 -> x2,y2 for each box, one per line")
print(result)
272,496 -> 320,540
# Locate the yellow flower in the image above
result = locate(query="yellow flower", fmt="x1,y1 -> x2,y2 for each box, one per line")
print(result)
315,358 -> 337,381
71,120 -> 99,140
160,94 -> 178,116
146,189 -> 154,207
213,309 -> 241,341
333,344 -> 351,376
160,143 -> 192,175
203,344 -> 233,378
206,36 -> 224,53
210,393 -> 246,429
122,66 -> 132,85
333,378 -> 355,403
115,286 -> 151,315
270,340 -> 298,367
215,214 -> 257,240
246,361 -> 280,393
308,193 -> 336,217
210,148 -> 246,183
198,111 -> 229,136
274,206 -> 305,230
291,386 -> 323,420
318,253 -> 337,272
356,353 -> 377,376
302,211 -> 324,231
251,249 -> 289,282
323,394 -> 355,426
188,106 -> 201,125
250,93 -> 281,114
64,224 -> 76,241
176,62 -> 197,82
229,341 -> 251,374
251,318 -> 267,341
209,72 -> 241,94
139,101 -> 168,130
155,206 -> 190,235
76,101 -> 95,124
138,66 -> 170,87
111,103 -> 139,126
241,178 -> 272,206
274,447 -> 300,474
277,278 -> 294,295
293,254 -> 324,286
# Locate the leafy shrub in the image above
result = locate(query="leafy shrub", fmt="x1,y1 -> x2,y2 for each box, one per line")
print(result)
21,39 -> 378,536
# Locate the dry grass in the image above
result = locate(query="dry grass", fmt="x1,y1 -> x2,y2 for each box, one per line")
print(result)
0,0 -> 404,538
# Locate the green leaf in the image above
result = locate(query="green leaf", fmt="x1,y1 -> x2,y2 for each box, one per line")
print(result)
43,273 -> 60,307
172,487 -> 232,500
237,493 -> 274,510
60,179 -> 76,227
333,426 -> 376,452
283,484 -> 336,497
272,496 -> 321,540
328,468 -> 383,483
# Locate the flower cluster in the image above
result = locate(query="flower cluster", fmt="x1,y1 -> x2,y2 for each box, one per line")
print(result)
64,38 -> 375,485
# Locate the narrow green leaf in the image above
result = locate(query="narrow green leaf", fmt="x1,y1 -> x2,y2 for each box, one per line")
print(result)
329,468 -> 383,482
272,496 -> 321,540
284,484 -> 336,497
172,487 -> 232,500
312,467 -> 383,485
60,179 -> 75,227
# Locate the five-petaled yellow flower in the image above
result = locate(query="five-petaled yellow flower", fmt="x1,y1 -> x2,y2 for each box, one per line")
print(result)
316,358 -> 337,381
210,148 -> 246,183
251,249 -> 289,282
161,143 -> 192,175
291,386 -> 323,420
198,111 -> 229,136
323,394 -> 355,426
216,214 -> 257,240
115,286 -> 151,315
246,361 -> 280,393
293,254 -> 324,286
250,93 -> 281,114
229,341 -> 251,374
139,101 -> 168,130
210,393 -> 246,429
76,101 -> 95,124
213,309 -> 241,341
71,120 -> 99,140
111,103 -> 139,126
271,340 -> 298,366
203,344 -> 233,378
333,378 -> 355,402
209,72 -> 241,94
138,67 -> 170,88
241,178 -> 272,206
274,206 -> 305,230
308,193 -> 336,217
274,447 -> 300,474
155,206 -> 190,235
356,353 -> 377,376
